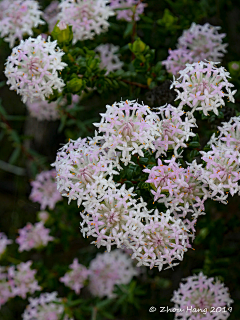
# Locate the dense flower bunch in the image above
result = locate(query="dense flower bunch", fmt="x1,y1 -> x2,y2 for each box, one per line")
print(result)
95,44 -> 123,75
0,232 -> 12,259
178,23 -> 227,62
29,169 -> 62,210
163,23 -> 227,75
171,61 -> 236,116
110,0 -> 147,22
22,292 -> 72,320
144,158 -> 208,219
58,0 -> 115,43
0,261 -> 41,308
153,104 -> 197,157
171,272 -> 233,320
5,35 -> 67,103
16,222 -> 54,252
88,250 -> 138,298
54,100 -> 199,270
60,258 -> 91,294
0,0 -> 45,48
43,1 -> 60,32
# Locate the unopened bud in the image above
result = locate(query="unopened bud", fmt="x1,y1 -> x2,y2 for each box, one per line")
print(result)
52,21 -> 73,45
67,78 -> 83,93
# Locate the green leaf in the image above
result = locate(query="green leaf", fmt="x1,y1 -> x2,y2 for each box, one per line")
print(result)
9,147 -> 21,165
124,23 -> 133,38
188,141 -> 201,148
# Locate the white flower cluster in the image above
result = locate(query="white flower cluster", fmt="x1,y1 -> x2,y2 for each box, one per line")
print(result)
5,36 -> 67,103
0,0 -> 45,48
171,61 -> 236,116
58,0 -> 115,43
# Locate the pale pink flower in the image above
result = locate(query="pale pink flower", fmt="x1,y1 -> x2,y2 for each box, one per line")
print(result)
177,23 -> 227,62
171,272 -> 233,320
128,210 -> 191,271
16,222 -> 54,252
88,250 -> 138,298
58,0 -> 114,43
5,35 -> 67,103
93,100 -> 161,165
22,292 -> 73,320
60,258 -> 91,294
8,261 -> 41,299
0,0 -> 45,48
37,211 -> 50,223
95,44 -> 123,75
0,232 -> 12,259
29,169 -> 63,210
0,267 -> 12,309
171,61 -> 236,116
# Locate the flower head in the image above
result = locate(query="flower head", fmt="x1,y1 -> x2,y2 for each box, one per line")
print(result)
58,0 -> 114,43
80,184 -> 149,251
171,272 -> 233,320
29,169 -> 63,210
0,0 -> 45,48
95,44 -> 123,75
5,35 -> 67,103
60,259 -> 91,294
200,145 -> 240,202
16,222 -> 54,252
144,157 -> 208,218
110,0 -> 146,22
0,232 -> 12,259
8,261 -> 41,299
88,250 -> 137,298
128,210 -> 191,271
22,292 -> 73,320
177,23 -> 227,62
53,137 -> 120,207
171,61 -> 236,116
93,100 -> 161,165
153,104 -> 197,158
216,116 -> 240,152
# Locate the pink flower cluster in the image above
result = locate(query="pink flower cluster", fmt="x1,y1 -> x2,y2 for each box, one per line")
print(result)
153,104 -> 197,157
171,61 -> 236,116
0,261 -> 41,308
0,232 -> 12,259
58,0 -> 114,43
110,0 -> 147,22
171,272 -> 233,320
5,35 -> 67,103
60,258 -> 91,294
54,100 -> 205,271
163,23 -> 227,76
29,169 -> 63,210
16,222 -> 54,252
88,250 -> 138,298
144,157 -> 208,219
0,0 -> 45,48
22,292 -> 73,320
